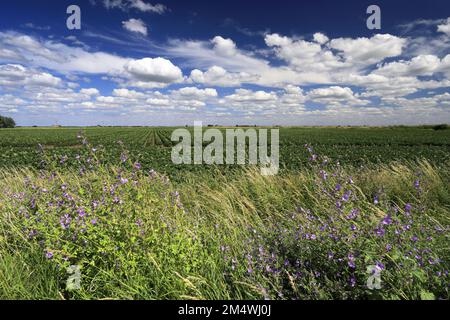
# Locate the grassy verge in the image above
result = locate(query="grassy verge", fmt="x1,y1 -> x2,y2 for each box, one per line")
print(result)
0,137 -> 448,300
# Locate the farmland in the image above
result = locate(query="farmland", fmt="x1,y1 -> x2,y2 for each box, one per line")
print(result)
0,126 -> 449,300
0,126 -> 449,179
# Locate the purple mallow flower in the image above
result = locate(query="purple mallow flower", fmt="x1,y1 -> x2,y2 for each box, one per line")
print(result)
347,253 -> 356,269
375,227 -> 385,237
405,203 -> 412,214
60,214 -> 72,229
77,207 -> 86,217
374,195 -> 379,205
382,214 -> 392,225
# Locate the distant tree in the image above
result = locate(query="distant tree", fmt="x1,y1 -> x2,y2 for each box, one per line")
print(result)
0,115 -> 16,128
433,124 -> 448,131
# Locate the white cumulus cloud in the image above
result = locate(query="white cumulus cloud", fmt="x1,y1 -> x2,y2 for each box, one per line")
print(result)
125,57 -> 183,84
122,18 -> 148,36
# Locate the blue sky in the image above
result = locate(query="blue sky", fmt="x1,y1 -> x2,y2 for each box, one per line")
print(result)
0,0 -> 449,126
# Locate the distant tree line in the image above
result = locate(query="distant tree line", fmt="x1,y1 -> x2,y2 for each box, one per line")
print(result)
0,115 -> 16,128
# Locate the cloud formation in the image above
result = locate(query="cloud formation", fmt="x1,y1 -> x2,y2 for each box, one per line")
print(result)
122,18 -> 148,36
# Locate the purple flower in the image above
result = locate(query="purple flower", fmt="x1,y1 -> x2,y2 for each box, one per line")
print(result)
386,244 -> 392,252
77,207 -> 86,217
382,215 -> 392,225
45,251 -> 54,259
342,191 -> 351,202
347,253 -> 356,268
90,218 -> 97,225
60,214 -> 72,229
350,276 -> 356,287
375,227 -> 385,237
376,261 -> 385,270
374,195 -> 379,205
405,203 -> 412,213
346,208 -> 359,220
134,162 -> 141,170
120,177 -> 128,184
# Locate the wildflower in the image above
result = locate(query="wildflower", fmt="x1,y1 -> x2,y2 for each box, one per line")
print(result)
28,229 -> 37,238
60,214 -> 72,229
348,254 -> 356,269
77,207 -> 86,217
405,203 -> 412,214
133,162 -> 141,170
342,191 -> 351,202
375,227 -> 385,237
319,170 -> 328,180
346,208 -> 359,220
350,276 -> 356,287
374,194 -> 379,205
335,183 -> 341,191
386,244 -> 392,252
90,218 -> 97,225
120,153 -> 128,163
120,177 -> 129,184
376,261 -> 385,270
45,251 -> 54,259
92,200 -> 99,209
411,235 -> 419,242
382,214 -> 392,225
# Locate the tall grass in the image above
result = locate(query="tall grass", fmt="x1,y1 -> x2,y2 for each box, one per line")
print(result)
0,136 -> 448,300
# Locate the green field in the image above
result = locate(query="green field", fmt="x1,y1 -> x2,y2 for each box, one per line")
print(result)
0,126 -> 449,300
1,126 -> 449,178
